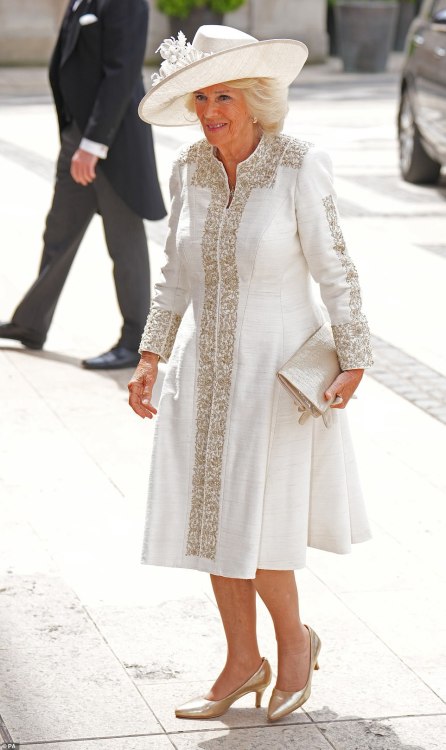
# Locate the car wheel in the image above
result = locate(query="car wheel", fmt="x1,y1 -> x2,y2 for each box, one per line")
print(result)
398,91 -> 441,184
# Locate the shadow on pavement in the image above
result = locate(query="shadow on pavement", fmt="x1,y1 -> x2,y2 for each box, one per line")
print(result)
0,344 -> 167,410
1,345 -> 80,366
0,345 -> 136,388
310,707 -> 426,750
186,707 -> 428,749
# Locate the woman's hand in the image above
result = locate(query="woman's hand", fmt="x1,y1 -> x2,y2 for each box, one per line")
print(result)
128,352 -> 159,419
324,368 -> 364,409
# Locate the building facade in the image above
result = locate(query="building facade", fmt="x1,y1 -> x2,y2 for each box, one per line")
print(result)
0,0 -> 328,66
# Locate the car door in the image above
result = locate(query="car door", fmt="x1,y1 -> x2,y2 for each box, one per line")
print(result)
415,0 -> 446,159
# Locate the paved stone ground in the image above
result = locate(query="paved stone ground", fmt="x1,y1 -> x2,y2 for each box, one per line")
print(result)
370,336 -> 446,426
1,56 -> 446,749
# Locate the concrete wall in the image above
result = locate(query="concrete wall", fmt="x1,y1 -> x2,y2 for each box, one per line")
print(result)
249,0 -> 328,62
0,0 -> 66,64
147,0 -> 328,63
0,0 -> 327,65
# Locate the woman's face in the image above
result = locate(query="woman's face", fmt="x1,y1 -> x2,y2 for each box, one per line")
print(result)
193,83 -> 254,150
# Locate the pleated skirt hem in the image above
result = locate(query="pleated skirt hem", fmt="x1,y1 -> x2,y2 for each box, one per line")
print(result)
140,529 -> 372,580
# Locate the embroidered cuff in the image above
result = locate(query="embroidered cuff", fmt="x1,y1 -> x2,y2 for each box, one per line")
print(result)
138,305 -> 182,362
80,137 -> 108,159
332,317 -> 374,370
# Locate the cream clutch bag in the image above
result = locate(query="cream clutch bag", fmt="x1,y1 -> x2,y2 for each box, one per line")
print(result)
277,322 -> 342,428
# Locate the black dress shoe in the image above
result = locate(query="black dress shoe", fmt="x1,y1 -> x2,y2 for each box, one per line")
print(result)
81,346 -> 140,370
0,322 -> 44,350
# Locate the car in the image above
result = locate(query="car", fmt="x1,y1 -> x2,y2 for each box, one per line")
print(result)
398,0 -> 446,183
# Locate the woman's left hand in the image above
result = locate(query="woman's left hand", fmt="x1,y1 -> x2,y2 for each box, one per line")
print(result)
324,368 -> 364,409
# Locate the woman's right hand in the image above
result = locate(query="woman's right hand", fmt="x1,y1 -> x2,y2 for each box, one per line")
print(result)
128,352 -> 159,419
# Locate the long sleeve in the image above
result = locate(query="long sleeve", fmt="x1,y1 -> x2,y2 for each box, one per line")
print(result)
82,0 -> 148,146
295,147 -> 373,370
139,159 -> 190,361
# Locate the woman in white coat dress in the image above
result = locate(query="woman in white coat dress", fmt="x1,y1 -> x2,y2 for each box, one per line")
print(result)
128,25 -> 373,722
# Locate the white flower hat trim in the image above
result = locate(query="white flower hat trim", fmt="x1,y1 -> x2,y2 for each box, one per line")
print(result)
152,31 -> 212,87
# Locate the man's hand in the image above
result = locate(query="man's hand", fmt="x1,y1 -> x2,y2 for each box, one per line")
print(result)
70,149 -> 99,186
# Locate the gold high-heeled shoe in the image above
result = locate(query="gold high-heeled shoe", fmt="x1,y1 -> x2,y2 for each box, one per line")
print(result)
267,625 -> 321,722
175,657 -> 272,719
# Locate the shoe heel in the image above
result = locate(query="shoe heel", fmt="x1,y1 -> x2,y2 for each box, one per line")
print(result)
255,688 -> 265,708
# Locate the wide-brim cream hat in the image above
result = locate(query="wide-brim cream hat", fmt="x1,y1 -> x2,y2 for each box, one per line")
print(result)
139,25 -> 308,127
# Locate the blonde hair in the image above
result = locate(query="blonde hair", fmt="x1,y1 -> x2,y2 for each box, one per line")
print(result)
185,77 -> 289,134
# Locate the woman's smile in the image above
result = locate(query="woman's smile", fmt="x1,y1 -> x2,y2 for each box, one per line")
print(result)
205,122 -> 228,131
194,83 -> 253,149
193,84 -> 256,155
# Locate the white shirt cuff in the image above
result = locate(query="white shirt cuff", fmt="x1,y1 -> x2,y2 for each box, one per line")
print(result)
80,137 -> 108,159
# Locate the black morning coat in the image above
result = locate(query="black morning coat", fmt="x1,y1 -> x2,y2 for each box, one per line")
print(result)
49,0 -> 166,221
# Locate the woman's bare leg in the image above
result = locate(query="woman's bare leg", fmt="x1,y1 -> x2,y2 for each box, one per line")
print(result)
206,574 -> 263,701
254,570 -> 310,692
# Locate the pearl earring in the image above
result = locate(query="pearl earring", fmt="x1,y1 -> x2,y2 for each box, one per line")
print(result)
252,116 -> 258,124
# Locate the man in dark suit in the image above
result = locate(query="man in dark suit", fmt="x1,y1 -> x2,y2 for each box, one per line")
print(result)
0,0 -> 166,369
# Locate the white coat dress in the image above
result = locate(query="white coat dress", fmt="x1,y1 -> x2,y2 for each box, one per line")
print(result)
139,134 -> 373,579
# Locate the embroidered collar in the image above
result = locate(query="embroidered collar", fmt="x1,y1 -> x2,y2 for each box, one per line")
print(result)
181,134 -> 312,194
199,134 -> 282,192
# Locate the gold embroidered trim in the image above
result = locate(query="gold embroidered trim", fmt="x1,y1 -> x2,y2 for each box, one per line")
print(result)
178,139 -> 204,166
280,136 -> 312,169
323,195 -> 373,369
138,303 -> 181,362
186,145 -> 227,560
185,134 -> 309,560
331,319 -> 373,370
